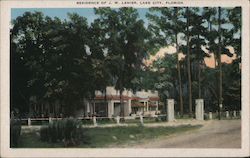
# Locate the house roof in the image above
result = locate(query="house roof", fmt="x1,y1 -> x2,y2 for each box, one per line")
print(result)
94,95 -> 159,101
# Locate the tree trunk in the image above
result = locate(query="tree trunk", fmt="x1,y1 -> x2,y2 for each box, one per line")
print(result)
198,35 -> 201,99
174,8 -> 184,117
198,60 -> 201,98
176,36 -> 184,117
186,7 -> 193,117
119,89 -> 124,119
218,7 -> 223,120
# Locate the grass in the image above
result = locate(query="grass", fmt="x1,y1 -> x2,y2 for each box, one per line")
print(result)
95,118 -> 116,125
17,124 -> 202,148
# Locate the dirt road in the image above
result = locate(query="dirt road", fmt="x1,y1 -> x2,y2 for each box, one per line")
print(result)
133,120 -> 241,148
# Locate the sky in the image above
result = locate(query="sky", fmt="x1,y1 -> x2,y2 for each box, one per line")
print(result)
144,45 -> 236,68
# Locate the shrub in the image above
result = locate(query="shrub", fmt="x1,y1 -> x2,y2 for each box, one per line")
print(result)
157,115 -> 167,121
10,118 -> 21,147
40,118 -> 83,147
204,113 -> 209,120
40,126 -> 49,141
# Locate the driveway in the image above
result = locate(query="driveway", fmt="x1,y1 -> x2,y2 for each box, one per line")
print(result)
132,120 -> 241,148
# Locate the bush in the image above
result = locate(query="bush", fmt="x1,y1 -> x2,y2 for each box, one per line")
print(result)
204,113 -> 209,120
156,115 -> 167,121
10,118 -> 21,147
40,118 -> 83,147
40,126 -> 49,142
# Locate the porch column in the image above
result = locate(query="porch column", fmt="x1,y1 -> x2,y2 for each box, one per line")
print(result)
86,102 -> 90,116
128,99 -> 132,115
146,101 -> 149,111
143,102 -> 146,111
108,101 -> 114,118
156,101 -> 159,112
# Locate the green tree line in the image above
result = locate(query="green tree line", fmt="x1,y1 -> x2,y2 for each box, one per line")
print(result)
11,7 -> 241,117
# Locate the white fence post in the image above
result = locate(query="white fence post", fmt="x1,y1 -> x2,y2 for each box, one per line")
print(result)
209,112 -> 213,120
28,118 -> 31,126
226,111 -> 229,118
116,116 -> 120,125
49,117 -> 52,123
233,110 -> 237,118
93,116 -> 97,126
140,115 -> 144,125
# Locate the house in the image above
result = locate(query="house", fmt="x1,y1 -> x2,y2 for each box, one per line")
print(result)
26,86 -> 160,118
82,86 -> 160,118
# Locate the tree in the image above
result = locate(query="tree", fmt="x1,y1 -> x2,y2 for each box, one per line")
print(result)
10,29 -> 31,114
94,7 -> 149,117
202,7 -> 236,115
11,12 -> 92,116
228,7 -> 241,58
147,7 -> 185,116
60,13 -> 91,115
188,8 -> 208,99
185,7 -> 193,116
153,54 -> 176,113
11,12 -> 49,115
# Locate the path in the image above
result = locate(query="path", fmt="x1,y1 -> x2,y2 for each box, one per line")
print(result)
132,120 -> 241,148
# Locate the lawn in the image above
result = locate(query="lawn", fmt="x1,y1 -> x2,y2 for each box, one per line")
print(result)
17,124 -> 202,148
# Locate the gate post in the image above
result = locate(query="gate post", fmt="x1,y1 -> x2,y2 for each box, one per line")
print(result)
167,99 -> 175,121
195,99 -> 204,120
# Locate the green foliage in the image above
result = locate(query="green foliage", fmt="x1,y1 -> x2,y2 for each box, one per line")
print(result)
152,54 -> 177,100
146,7 -> 241,113
40,126 -> 49,141
10,118 -> 22,147
40,118 -> 84,147
11,8 -> 149,116
94,7 -> 149,91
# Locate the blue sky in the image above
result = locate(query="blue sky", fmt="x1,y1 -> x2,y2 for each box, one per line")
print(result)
11,8 -> 149,24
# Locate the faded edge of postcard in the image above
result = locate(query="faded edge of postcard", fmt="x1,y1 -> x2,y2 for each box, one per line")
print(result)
0,0 -> 250,157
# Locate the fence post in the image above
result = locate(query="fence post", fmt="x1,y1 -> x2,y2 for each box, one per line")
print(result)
140,114 -> 144,126
195,99 -> 204,120
209,112 -> 213,120
93,116 -> 97,126
116,116 -> 120,125
167,99 -> 175,121
177,112 -> 180,118
226,111 -> 229,118
49,117 -> 52,124
233,110 -> 237,118
28,118 -> 31,126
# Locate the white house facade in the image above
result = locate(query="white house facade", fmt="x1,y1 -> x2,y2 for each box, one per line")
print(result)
83,86 -> 160,118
